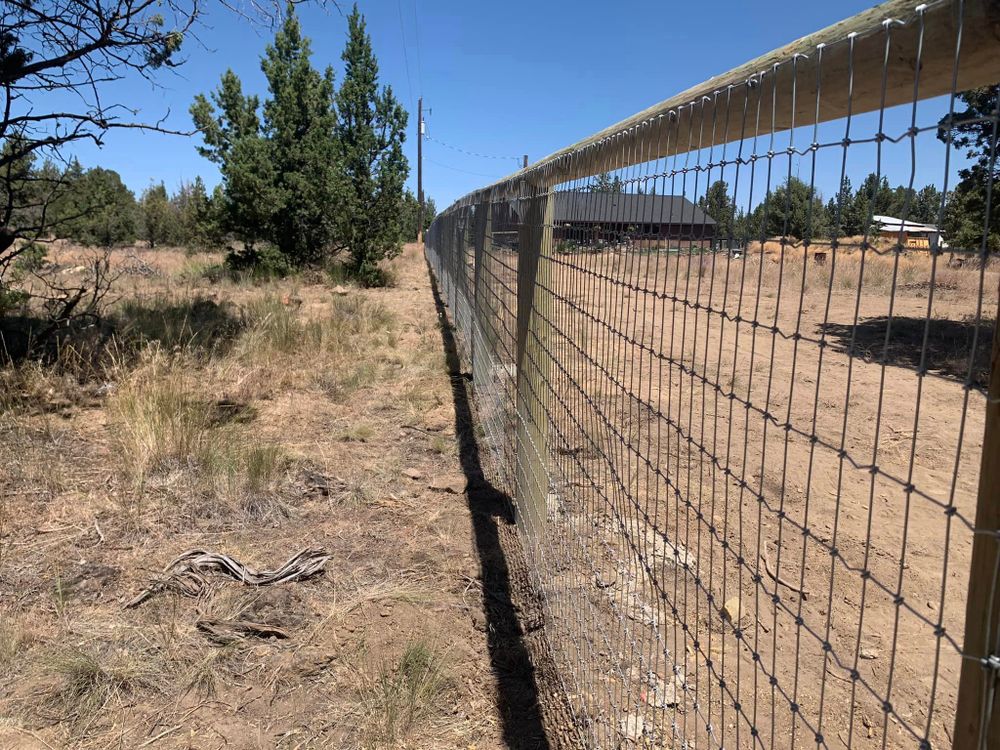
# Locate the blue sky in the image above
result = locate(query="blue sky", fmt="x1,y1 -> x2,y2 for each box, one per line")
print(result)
61,0 -> 964,211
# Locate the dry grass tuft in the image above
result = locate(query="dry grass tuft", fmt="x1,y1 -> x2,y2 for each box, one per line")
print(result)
107,351 -> 209,484
46,643 -> 162,725
357,641 -> 449,748
107,348 -> 293,519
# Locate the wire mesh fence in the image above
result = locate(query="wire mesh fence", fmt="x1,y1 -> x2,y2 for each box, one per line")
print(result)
425,1 -> 1000,747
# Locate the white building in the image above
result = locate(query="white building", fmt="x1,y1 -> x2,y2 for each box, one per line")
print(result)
872,215 -> 945,250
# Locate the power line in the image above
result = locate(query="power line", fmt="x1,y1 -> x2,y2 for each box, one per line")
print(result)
396,0 -> 414,111
425,157 -> 505,179
425,134 -> 522,162
411,0 -> 423,95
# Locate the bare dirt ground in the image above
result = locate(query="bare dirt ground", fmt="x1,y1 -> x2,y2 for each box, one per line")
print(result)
448,238 -> 996,749
0,243 -> 574,749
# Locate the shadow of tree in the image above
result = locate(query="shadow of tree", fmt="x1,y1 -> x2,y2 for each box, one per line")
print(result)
818,315 -> 995,389
1,297 -> 245,366
428,266 -> 555,750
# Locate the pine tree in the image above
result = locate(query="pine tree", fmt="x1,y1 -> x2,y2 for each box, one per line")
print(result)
697,180 -> 735,241
335,4 -> 409,284
140,182 -> 171,248
937,88 -> 999,251
261,7 -> 345,265
191,6 -> 345,266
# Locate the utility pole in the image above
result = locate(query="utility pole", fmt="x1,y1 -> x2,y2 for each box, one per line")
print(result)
417,97 -> 424,244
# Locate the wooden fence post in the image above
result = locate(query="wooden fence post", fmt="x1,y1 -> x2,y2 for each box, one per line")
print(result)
953,293 -> 1000,750
472,199 -> 492,380
515,183 -> 554,548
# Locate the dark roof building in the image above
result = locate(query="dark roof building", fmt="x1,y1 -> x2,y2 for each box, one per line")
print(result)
553,192 -> 714,228
552,192 -> 716,244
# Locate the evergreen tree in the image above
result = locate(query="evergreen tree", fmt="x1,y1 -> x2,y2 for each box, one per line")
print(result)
697,180 -> 735,241
937,88 -> 999,251
853,173 -> 895,232
335,4 -> 409,284
192,6 -> 346,267
260,8 -> 345,264
826,176 -> 862,238
400,189 -> 436,241
140,182 -> 171,248
589,172 -> 625,193
192,69 -> 272,251
912,185 -> 943,224
70,168 -> 137,246
748,176 -> 829,241
171,177 -> 217,248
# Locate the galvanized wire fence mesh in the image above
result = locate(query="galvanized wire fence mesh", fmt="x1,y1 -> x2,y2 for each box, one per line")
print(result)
425,1 -> 1000,747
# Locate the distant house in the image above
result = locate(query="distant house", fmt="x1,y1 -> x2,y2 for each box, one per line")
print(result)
552,192 -> 716,247
872,215 -> 944,250
496,192 -> 716,249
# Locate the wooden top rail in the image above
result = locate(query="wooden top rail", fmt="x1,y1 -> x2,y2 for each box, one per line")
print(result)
454,0 -> 1000,204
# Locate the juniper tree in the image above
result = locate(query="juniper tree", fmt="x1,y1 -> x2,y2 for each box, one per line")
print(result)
260,8 -> 345,265
938,87 -> 1000,251
139,183 -> 171,248
335,5 -> 408,284
62,167 -> 138,246
191,70 -> 272,252
192,7 -> 345,266
698,180 -> 736,241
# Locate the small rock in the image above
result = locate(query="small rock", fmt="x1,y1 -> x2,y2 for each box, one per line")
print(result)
333,285 -> 350,295
641,670 -> 681,708
721,597 -> 745,623
402,467 -> 423,480
429,474 -> 467,494
860,646 -> 880,660
619,713 -> 646,743
470,609 -> 488,632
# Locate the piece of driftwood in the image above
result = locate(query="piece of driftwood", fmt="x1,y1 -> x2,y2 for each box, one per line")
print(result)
195,617 -> 290,645
125,547 -> 329,608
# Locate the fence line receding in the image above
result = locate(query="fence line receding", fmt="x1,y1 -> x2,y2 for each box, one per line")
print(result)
424,1 -> 1000,747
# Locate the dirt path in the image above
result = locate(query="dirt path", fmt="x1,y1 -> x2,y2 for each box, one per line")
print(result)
0,243 -> 575,749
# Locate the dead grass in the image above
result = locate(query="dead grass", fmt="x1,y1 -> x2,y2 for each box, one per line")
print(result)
355,641 -> 450,748
0,244 -> 509,749
45,643 -> 163,727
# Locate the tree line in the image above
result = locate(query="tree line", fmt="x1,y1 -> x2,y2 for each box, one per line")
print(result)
4,159 -> 221,250
2,0 -> 435,320
588,88 -> 998,252
697,173 -> 945,245
5,149 -> 434,254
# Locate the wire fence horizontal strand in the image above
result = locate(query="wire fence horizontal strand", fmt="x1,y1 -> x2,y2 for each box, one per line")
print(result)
425,2 -> 1000,748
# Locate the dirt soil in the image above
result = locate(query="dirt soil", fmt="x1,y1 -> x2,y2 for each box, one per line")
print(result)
436,237 -> 997,749
0,243 -> 576,749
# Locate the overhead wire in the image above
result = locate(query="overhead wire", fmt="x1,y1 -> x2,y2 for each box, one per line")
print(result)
425,133 -> 522,163
425,157 -> 506,179
396,0 -> 414,111
411,0 -> 423,96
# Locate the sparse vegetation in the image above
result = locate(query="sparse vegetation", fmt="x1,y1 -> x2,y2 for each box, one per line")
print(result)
46,644 -> 161,726
0,244 -> 505,748
357,641 -> 449,748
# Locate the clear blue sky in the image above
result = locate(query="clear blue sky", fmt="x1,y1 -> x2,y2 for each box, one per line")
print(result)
63,0 -> 962,211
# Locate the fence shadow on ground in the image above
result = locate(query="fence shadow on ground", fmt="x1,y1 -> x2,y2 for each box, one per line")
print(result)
818,315 -> 995,389
427,265 -> 552,750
